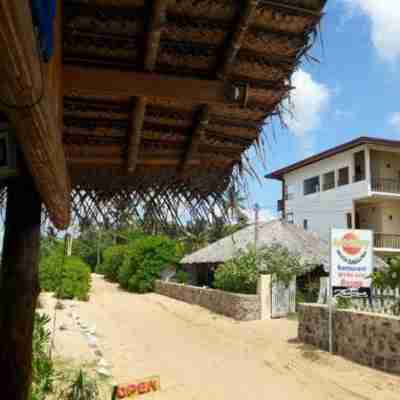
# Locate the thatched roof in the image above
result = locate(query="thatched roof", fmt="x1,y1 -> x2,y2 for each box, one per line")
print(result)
1,0 -> 327,228
181,219 -> 387,270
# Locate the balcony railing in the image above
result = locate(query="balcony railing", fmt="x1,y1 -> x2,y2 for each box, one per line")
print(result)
374,233 -> 400,250
371,177 -> 400,194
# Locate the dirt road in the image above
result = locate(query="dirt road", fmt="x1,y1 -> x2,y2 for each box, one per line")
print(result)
44,275 -> 400,399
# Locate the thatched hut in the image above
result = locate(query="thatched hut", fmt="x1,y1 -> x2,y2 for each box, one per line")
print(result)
181,220 -> 386,286
0,1 -> 327,398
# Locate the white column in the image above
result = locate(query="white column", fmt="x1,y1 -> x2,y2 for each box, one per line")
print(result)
257,274 -> 272,320
365,145 -> 371,193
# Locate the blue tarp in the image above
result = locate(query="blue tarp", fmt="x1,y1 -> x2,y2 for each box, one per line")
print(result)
30,0 -> 56,62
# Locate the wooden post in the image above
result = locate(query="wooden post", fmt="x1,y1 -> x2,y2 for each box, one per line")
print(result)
0,174 -> 42,400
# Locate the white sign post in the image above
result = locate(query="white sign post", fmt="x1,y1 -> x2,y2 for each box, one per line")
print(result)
329,228 -> 373,353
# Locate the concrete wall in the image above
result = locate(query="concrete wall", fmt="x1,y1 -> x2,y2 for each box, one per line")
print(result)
298,304 -> 400,374
284,144 -> 370,240
155,281 -> 261,321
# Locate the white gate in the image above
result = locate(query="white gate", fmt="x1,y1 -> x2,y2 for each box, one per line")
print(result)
271,278 -> 296,318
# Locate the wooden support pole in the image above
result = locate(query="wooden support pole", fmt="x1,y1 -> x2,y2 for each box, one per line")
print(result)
179,106 -> 209,176
0,174 -> 42,400
217,0 -> 259,79
127,98 -> 147,173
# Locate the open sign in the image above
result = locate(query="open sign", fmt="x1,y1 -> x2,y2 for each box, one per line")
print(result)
112,376 -> 160,399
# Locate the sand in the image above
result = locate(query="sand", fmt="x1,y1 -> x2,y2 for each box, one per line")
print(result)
42,274 -> 400,400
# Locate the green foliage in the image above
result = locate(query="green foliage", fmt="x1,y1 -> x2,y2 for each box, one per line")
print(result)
65,370 -> 99,400
176,270 -> 189,284
214,244 -> 308,294
371,257 -> 400,315
118,235 -> 180,293
336,296 -> 352,310
100,245 -> 129,282
214,248 -> 259,294
31,313 -> 54,400
40,247 -> 91,301
57,257 -> 92,301
259,243 -> 305,287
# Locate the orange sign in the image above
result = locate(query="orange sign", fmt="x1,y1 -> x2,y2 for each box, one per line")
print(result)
112,376 -> 161,399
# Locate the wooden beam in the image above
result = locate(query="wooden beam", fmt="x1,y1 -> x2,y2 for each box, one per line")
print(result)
0,174 -> 41,400
179,106 -> 209,176
126,98 -> 147,172
217,0 -> 259,79
63,66 -> 248,106
144,0 -> 168,71
125,0 -> 168,173
0,1 -> 70,229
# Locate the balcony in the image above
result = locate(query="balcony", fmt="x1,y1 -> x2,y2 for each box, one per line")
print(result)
371,177 -> 400,194
374,233 -> 400,251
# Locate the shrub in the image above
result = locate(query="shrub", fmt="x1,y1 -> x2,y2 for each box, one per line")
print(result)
40,248 -> 91,301
101,245 -> 129,282
214,244 -> 307,294
118,236 -> 180,293
176,270 -> 189,284
214,248 -> 258,294
31,313 -> 54,400
57,257 -> 92,301
65,370 -> 99,400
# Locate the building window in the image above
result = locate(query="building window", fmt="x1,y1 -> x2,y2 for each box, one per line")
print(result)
323,171 -> 335,191
286,212 -> 294,224
303,219 -> 308,230
303,176 -> 320,195
354,150 -> 366,182
338,167 -> 349,186
346,213 -> 352,229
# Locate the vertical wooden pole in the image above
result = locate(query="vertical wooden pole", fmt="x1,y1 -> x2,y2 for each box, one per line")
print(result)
0,175 -> 42,400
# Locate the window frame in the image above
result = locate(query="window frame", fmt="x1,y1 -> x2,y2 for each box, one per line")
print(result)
338,167 -> 350,187
322,171 -> 335,191
303,176 -> 320,196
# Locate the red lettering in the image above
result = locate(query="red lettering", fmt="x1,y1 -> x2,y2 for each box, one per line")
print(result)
116,387 -> 126,399
138,383 -> 148,394
149,380 -> 159,391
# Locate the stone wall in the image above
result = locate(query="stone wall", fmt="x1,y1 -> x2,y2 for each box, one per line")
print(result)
298,304 -> 400,374
155,281 -> 261,321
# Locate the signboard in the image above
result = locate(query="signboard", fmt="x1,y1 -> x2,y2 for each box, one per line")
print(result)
330,229 -> 373,292
112,376 -> 161,399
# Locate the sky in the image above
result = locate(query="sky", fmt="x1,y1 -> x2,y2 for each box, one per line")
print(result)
244,0 -> 400,222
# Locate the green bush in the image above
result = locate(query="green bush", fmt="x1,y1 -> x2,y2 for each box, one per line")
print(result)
40,248 -> 91,301
214,248 -> 258,294
31,313 -> 54,400
118,236 -> 180,293
57,257 -> 92,301
176,270 -> 189,284
214,244 -> 307,294
100,245 -> 129,282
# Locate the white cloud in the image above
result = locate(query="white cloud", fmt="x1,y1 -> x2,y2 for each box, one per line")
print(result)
343,0 -> 400,63
283,69 -> 330,155
388,112 -> 400,131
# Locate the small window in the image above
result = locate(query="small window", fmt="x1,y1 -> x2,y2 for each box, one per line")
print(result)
346,213 -> 352,229
303,219 -> 308,230
286,212 -> 294,224
304,176 -> 320,195
323,171 -> 335,191
338,167 -> 349,186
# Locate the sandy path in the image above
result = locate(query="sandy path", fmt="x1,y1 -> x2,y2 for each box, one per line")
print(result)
44,274 -> 400,399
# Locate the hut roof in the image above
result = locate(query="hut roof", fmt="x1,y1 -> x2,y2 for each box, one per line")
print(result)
1,0 -> 327,228
181,219 -> 387,270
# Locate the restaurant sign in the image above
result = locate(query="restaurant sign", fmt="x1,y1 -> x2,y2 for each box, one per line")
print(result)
112,376 -> 160,399
330,229 -> 373,292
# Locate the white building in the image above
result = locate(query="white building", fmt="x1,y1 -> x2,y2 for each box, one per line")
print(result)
266,137 -> 400,256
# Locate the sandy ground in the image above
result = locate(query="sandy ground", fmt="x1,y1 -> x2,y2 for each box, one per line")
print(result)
42,274 -> 400,400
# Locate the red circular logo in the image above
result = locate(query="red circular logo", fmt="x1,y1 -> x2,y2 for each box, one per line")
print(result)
342,232 -> 362,256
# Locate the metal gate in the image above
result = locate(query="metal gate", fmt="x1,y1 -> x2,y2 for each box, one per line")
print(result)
271,278 -> 296,318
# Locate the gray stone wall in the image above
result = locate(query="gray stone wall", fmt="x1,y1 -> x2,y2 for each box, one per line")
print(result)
298,304 -> 400,374
155,281 -> 261,321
